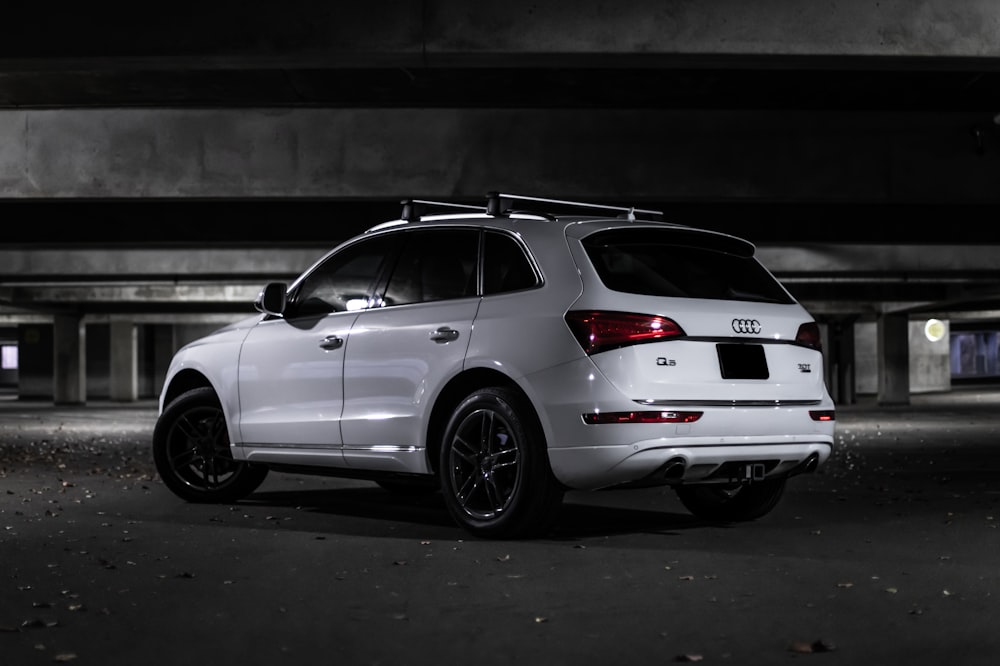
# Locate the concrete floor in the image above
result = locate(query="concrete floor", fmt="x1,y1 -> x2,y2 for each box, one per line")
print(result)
1,389 -> 1000,665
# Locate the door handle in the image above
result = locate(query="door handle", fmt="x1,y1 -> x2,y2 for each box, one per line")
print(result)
429,327 -> 460,343
319,335 -> 344,350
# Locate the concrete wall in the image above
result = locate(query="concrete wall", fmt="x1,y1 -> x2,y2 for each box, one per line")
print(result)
2,108 -> 999,203
855,319 -> 952,395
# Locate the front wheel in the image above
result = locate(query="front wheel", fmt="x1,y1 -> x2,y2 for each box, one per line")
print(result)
675,478 -> 786,522
152,387 -> 268,503
439,387 -> 564,539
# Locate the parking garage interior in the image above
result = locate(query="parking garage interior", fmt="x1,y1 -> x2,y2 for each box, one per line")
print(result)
2,1 -> 1000,406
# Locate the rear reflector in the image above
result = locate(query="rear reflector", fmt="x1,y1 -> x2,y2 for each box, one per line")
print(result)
583,411 -> 703,424
565,310 -> 685,355
809,410 -> 835,422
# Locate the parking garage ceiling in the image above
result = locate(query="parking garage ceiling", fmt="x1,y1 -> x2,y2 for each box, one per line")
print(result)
3,2 -> 1000,318
4,55 -> 1000,245
1,60 -> 1000,112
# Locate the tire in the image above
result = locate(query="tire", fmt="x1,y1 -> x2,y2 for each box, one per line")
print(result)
675,478 -> 786,522
439,387 -> 564,539
152,387 -> 268,503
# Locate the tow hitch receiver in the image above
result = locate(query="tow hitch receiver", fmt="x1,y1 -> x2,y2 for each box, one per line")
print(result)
740,463 -> 767,482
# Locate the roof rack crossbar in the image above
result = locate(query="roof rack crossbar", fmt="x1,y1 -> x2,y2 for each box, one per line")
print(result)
486,192 -> 662,221
400,198 -> 485,222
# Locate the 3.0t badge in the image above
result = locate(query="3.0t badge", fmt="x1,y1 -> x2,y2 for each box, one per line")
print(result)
732,318 -> 762,334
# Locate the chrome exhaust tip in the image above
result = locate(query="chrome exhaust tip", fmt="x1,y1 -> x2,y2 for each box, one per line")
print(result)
790,452 -> 820,477
660,458 -> 687,481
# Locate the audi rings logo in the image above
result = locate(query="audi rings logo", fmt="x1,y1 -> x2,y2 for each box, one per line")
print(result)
732,318 -> 762,334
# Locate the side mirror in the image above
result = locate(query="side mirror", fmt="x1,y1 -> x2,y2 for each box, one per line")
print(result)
254,282 -> 288,316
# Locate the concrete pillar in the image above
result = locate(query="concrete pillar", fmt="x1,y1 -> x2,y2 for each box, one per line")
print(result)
149,324 -> 177,399
877,312 -> 910,406
53,314 -> 85,405
109,320 -> 138,402
17,324 -> 54,399
828,316 -> 857,405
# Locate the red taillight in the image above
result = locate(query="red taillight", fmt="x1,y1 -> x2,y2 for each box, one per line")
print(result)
795,322 -> 822,351
809,410 -> 835,422
565,310 -> 685,355
582,411 -> 703,424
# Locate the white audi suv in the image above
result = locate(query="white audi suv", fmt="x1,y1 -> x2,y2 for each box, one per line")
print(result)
153,192 -> 836,538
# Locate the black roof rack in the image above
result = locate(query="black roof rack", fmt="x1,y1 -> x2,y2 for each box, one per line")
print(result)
486,192 -> 663,221
398,192 -> 664,222
399,199 -> 483,222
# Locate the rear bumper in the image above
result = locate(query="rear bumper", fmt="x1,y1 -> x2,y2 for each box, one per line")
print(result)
521,354 -> 836,489
548,439 -> 833,490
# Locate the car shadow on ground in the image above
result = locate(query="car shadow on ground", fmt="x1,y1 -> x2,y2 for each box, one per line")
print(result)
238,485 -> 709,540
552,501 -> 709,539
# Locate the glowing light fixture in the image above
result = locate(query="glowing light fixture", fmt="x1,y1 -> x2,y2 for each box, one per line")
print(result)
924,318 -> 946,342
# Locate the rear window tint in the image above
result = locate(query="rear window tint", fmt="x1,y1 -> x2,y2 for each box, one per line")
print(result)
483,231 -> 538,294
582,228 -> 794,304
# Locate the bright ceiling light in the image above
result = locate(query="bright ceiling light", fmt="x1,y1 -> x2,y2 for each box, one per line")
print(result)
924,318 -> 946,342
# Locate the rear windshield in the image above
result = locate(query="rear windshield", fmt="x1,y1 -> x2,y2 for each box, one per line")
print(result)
582,228 -> 794,304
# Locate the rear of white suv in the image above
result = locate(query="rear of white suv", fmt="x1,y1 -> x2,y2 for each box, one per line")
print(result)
541,221 -> 833,516
153,193 -> 835,539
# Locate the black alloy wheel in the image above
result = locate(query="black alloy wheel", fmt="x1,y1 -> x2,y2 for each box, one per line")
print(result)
152,387 -> 268,503
439,387 -> 563,539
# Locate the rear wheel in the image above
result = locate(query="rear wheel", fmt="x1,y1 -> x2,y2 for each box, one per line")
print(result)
439,387 -> 564,539
675,478 -> 786,522
152,387 -> 268,503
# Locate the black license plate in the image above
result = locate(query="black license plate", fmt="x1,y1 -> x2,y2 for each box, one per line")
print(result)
717,343 -> 769,380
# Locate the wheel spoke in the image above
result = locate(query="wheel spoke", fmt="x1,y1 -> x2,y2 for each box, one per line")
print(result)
165,406 -> 237,491
208,412 -> 226,436
450,412 -> 483,511
168,445 -> 200,469
455,473 -> 481,508
204,456 -> 221,487
481,475 -> 505,513
479,410 -> 494,454
490,434 -> 519,472
491,459 -> 518,473
450,433 -> 479,465
452,424 -> 481,507
174,413 -> 205,441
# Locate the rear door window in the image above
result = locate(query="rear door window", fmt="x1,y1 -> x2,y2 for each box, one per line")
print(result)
381,229 -> 479,306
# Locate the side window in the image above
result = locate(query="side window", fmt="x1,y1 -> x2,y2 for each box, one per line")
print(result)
382,229 -> 478,306
483,231 -> 538,295
291,235 -> 398,316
